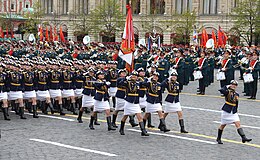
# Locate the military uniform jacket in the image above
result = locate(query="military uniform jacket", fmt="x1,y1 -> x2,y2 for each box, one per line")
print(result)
161,79 -> 180,103
94,79 -> 110,101
248,60 -> 259,79
115,77 -> 126,99
36,70 -> 49,91
23,71 -> 35,91
106,68 -> 118,87
62,70 -> 75,90
82,76 -> 96,96
8,71 -> 24,91
144,80 -> 162,104
118,78 -> 140,104
48,70 -> 62,90
137,77 -> 147,98
0,72 -> 8,92
219,86 -> 239,114
74,70 -> 85,89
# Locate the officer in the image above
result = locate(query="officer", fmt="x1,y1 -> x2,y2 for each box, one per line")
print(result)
0,63 -> 10,120
196,51 -> 208,95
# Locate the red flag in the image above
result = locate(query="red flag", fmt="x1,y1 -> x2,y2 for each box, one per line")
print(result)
59,26 -> 65,42
6,27 -> 9,38
39,25 -> 44,41
45,27 -> 49,41
218,26 -> 228,47
54,26 -> 58,41
49,26 -> 53,41
201,28 -> 208,47
119,4 -> 135,72
0,27 -> 4,38
212,30 -> 217,47
11,29 -> 14,38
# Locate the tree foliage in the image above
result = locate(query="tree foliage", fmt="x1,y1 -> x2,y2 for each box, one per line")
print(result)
88,0 -> 124,38
231,0 -> 260,46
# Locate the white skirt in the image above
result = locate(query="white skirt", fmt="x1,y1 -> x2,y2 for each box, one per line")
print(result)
0,92 -> 8,100
37,90 -> 50,101
49,89 -> 62,98
82,95 -> 94,108
23,91 -> 36,99
62,89 -> 75,98
146,102 -> 162,113
164,102 -> 182,113
8,91 -> 23,100
115,97 -> 125,111
74,89 -> 83,97
139,97 -> 147,109
221,111 -> 240,125
93,99 -> 110,112
109,87 -> 117,97
124,101 -> 141,115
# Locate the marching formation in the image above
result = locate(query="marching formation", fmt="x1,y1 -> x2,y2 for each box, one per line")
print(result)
0,40 -> 258,143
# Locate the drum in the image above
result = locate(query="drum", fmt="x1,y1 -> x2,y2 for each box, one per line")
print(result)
216,70 -> 226,81
243,73 -> 254,83
193,70 -> 203,80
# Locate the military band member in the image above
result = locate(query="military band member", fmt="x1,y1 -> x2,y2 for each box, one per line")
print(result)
161,72 -> 188,133
247,51 -> 259,99
62,63 -> 77,115
0,63 -> 10,120
7,64 -> 26,119
23,63 -> 38,118
219,50 -> 234,88
216,80 -> 252,144
89,71 -> 116,131
111,69 -> 127,128
143,72 -> 170,132
118,71 -> 149,136
74,62 -> 85,109
196,51 -> 208,95
173,50 -> 185,91
48,63 -> 65,115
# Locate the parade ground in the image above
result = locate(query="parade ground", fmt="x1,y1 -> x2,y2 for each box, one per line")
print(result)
1,70 -> 260,160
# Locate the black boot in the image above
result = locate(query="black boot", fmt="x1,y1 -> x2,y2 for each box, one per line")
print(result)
48,102 -> 55,114
112,97 -> 116,108
107,116 -> 116,131
216,129 -> 223,144
139,122 -> 149,136
2,108 -> 10,121
89,116 -> 95,130
41,101 -> 48,114
77,110 -> 83,123
32,105 -> 39,118
119,121 -> 125,135
112,114 -> 118,128
237,128 -> 252,143
27,102 -> 33,113
179,119 -> 188,133
129,115 -> 138,127
15,103 -> 19,115
147,114 -> 155,128
59,104 -> 65,115
71,103 -> 78,115
94,114 -> 100,125
159,118 -> 170,132
19,107 -> 27,119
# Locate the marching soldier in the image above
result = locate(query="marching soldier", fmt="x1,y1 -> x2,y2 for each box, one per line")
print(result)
118,71 -> 149,136
161,72 -> 188,133
216,80 -> 252,144
106,61 -> 118,109
157,51 -> 170,82
173,50 -> 185,91
219,50 -> 234,88
196,51 -> 208,95
0,63 -> 10,120
247,51 -> 259,99
88,71 -> 116,131
143,72 -> 170,133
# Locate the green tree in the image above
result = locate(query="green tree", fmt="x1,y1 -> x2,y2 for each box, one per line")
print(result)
172,11 -> 196,45
88,0 -> 124,42
231,0 -> 260,46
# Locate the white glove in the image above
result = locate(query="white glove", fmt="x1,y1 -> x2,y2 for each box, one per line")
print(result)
168,77 -> 171,81
248,67 -> 253,70
147,77 -> 152,82
106,82 -> 111,86
173,65 -> 177,68
226,85 -> 230,89
126,76 -> 131,80
221,68 -> 226,71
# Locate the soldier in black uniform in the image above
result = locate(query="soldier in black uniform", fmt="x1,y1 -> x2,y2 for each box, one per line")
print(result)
196,51 -> 208,95
106,61 -> 118,109
216,80 -> 252,144
173,50 -> 185,91
0,63 -> 10,120
157,51 -> 170,82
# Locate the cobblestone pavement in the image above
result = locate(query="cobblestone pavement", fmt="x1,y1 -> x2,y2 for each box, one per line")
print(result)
1,70 -> 260,160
